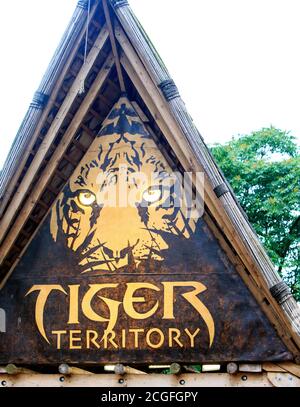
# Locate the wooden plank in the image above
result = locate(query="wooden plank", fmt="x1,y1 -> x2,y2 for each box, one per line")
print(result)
107,78 -> 121,93
276,362 -> 300,378
71,140 -> 87,153
267,372 -> 300,387
90,108 -> 103,121
0,373 -> 274,387
0,26 -> 109,247
62,154 -> 78,167
239,364 -> 262,373
45,185 -> 59,196
116,26 -> 300,354
98,93 -> 112,108
103,0 -> 126,93
0,53 -> 115,274
131,101 -> 149,122
262,363 -> 285,373
81,124 -> 98,139
53,170 -> 69,182
0,3 -> 99,218
36,200 -> 50,210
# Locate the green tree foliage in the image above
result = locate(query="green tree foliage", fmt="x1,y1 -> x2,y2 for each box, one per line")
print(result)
211,127 -> 300,300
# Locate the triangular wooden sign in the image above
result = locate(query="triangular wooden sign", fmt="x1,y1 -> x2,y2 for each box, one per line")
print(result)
0,97 -> 292,364
0,0 -> 299,371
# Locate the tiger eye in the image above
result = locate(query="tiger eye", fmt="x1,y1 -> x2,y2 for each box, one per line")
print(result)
78,191 -> 96,206
143,187 -> 162,203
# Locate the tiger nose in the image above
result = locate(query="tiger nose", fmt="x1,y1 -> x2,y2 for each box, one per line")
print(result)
96,206 -> 144,254
102,245 -> 130,261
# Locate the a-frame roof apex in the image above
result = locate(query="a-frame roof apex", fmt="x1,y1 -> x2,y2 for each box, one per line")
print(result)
0,0 -> 299,359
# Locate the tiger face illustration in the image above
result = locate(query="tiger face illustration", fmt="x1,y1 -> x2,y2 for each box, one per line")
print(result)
50,97 -> 200,273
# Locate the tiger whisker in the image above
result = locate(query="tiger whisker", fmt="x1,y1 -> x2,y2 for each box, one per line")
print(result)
79,241 -> 107,260
100,247 -> 114,272
75,230 -> 96,254
79,258 -> 120,273
140,227 -> 173,235
179,208 -> 194,236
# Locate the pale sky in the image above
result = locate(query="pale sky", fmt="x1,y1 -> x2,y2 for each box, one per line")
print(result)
0,0 -> 299,170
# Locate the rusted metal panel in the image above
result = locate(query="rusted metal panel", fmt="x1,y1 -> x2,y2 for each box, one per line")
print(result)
0,97 -> 292,364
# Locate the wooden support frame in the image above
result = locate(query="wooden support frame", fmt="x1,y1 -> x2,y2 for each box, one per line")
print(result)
0,25 -> 109,248
0,2 -> 99,219
276,362 -> 300,378
0,52 -> 115,285
0,372 -> 293,387
115,24 -> 300,355
103,0 -> 126,93
0,1 -> 299,372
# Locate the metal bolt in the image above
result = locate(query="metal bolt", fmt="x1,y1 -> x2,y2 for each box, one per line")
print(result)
241,375 -> 247,381
59,364 -> 70,375
6,364 -> 17,375
59,376 -> 65,382
179,379 -> 185,385
170,363 -> 181,375
119,378 -> 125,384
115,364 -> 126,375
226,362 -> 238,374
1,380 -> 7,387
